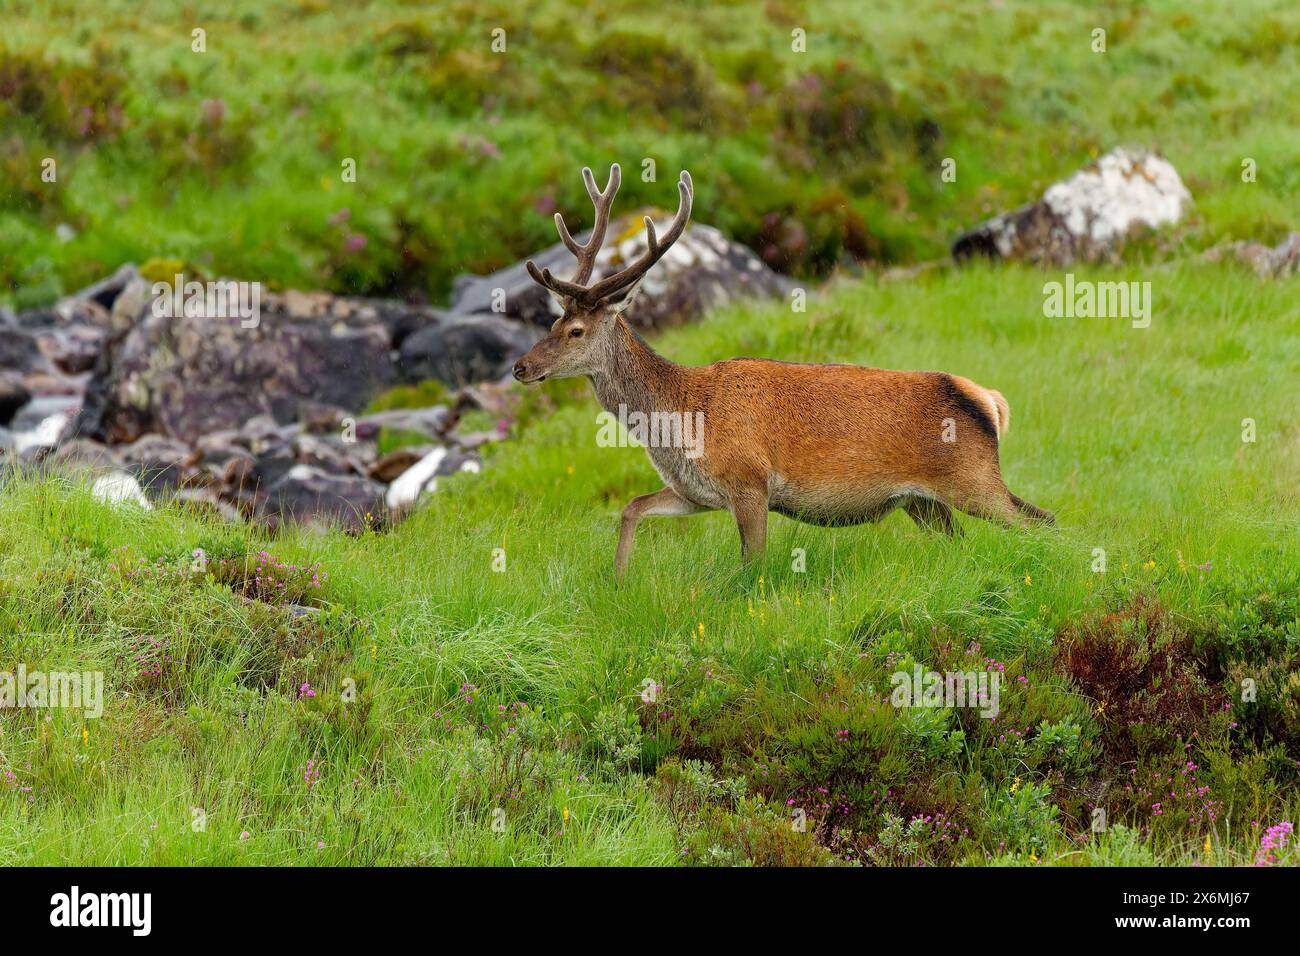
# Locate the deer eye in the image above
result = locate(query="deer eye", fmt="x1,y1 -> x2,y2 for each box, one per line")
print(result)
568,327 -> 584,338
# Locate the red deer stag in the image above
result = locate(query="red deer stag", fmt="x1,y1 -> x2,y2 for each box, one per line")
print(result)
512,164 -> 1054,578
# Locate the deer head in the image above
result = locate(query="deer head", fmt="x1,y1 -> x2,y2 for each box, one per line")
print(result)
512,163 -> 693,383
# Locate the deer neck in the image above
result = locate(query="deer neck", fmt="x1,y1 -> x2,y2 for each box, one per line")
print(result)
588,318 -> 682,416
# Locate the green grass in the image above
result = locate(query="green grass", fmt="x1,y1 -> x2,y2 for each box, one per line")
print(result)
3,0 -> 1299,305
2,262 -> 1297,865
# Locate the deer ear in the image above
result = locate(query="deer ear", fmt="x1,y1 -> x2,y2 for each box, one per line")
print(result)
602,277 -> 646,316
545,289 -> 567,314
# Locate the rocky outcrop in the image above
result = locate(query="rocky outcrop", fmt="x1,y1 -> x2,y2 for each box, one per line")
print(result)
952,148 -> 1192,265
70,285 -> 400,446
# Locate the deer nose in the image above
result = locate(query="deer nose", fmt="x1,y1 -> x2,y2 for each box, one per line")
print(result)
512,360 -> 528,381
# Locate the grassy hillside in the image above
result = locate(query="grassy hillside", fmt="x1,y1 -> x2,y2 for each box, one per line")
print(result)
2,263 -> 1297,865
3,0 -> 1299,305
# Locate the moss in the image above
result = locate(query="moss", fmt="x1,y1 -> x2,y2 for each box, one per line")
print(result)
364,380 -> 453,414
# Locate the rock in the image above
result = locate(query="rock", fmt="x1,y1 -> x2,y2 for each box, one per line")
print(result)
219,452 -> 257,487
386,447 -> 446,510
36,324 -> 104,374
109,276 -> 151,334
1205,231 -> 1300,279
172,487 -> 244,523
353,406 -> 452,442
0,373 -> 31,426
47,438 -> 122,474
298,399 -> 350,434
455,381 -> 516,416
193,430 -> 252,485
372,303 -> 447,349
69,263 -> 139,312
239,414 -> 298,455
268,289 -> 442,347
450,214 -> 790,330
952,147 -> 1192,265
51,297 -> 113,330
368,446 -> 435,482
117,434 -> 199,493
453,429 -> 505,451
440,449 -> 481,475
291,432 -> 368,475
398,315 -> 540,386
10,395 -> 80,454
251,450 -> 296,490
91,472 -> 152,510
16,297 -> 112,331
9,264 -> 561,529
259,465 -> 386,532
69,287 -> 398,445
385,446 -> 481,510
19,370 -> 86,398
0,327 -> 46,372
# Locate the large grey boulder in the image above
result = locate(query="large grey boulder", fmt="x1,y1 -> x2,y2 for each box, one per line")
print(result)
450,214 -> 790,330
69,287 -> 399,445
398,315 -> 540,386
952,147 -> 1192,265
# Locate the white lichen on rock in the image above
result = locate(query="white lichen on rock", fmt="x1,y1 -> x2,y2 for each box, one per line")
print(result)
953,147 -> 1193,265
1043,148 -> 1191,244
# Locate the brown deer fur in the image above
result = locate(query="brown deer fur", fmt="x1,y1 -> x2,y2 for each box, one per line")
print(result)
513,165 -> 1054,577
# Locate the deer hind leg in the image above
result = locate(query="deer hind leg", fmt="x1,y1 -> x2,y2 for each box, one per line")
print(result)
729,488 -> 769,565
903,496 -> 960,537
950,476 -> 1055,529
616,487 -> 707,580
1008,492 -> 1055,525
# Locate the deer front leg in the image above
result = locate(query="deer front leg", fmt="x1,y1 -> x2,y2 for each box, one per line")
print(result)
616,487 -> 705,580
730,488 -> 769,565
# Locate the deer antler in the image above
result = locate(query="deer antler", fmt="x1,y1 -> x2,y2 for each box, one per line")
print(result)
527,167 -> 693,307
526,164 -> 620,301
